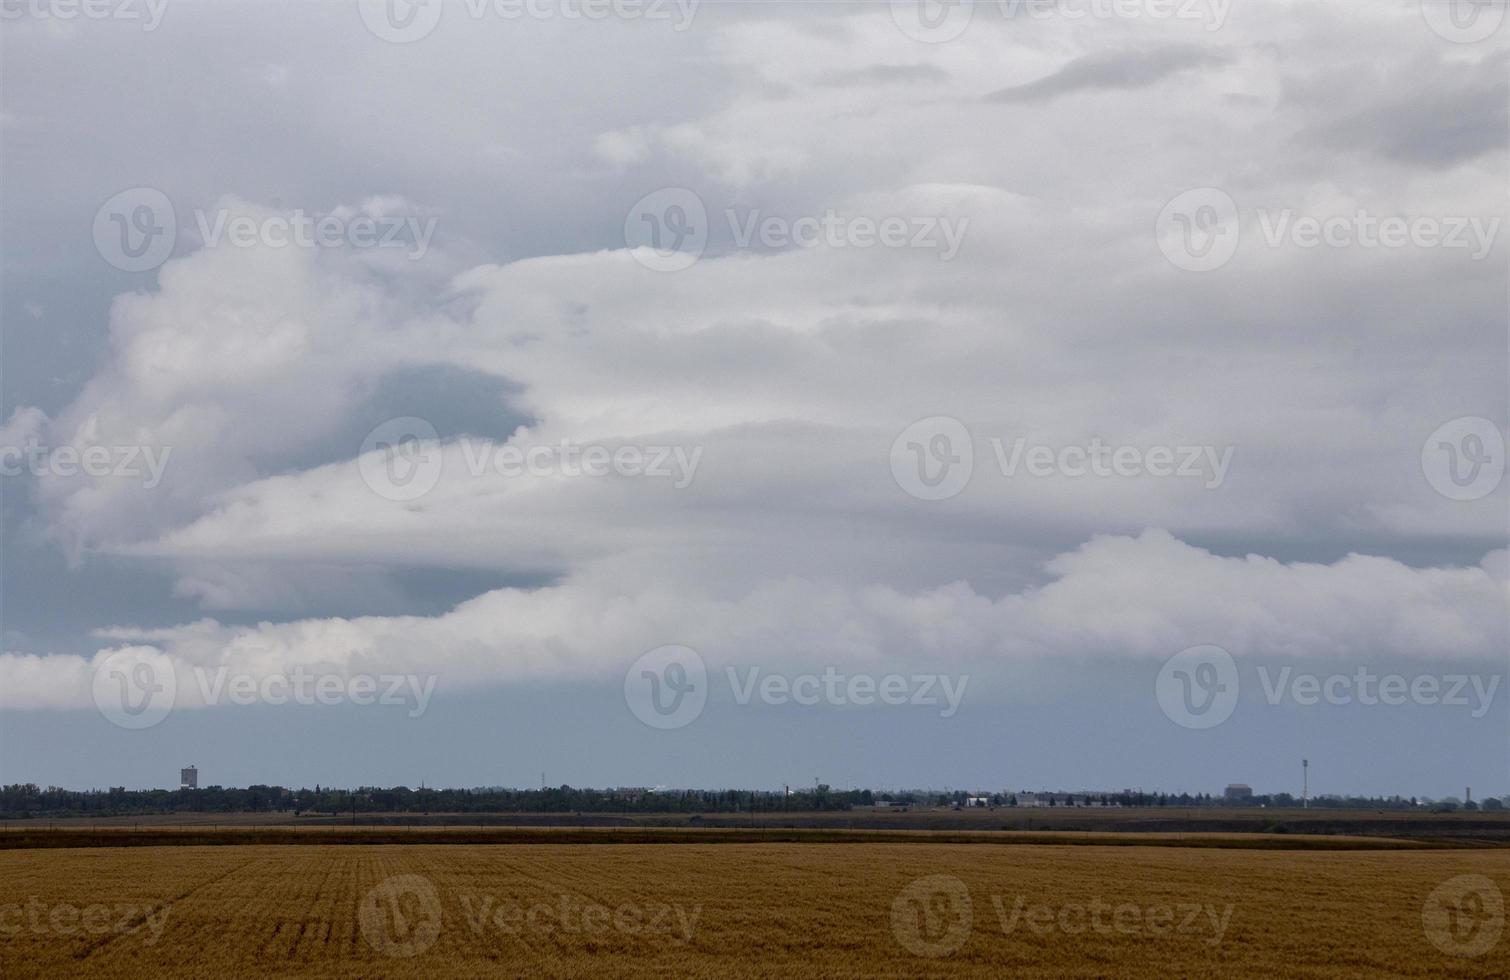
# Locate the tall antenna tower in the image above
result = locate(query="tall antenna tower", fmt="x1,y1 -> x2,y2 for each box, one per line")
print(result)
1302,759 -> 1309,808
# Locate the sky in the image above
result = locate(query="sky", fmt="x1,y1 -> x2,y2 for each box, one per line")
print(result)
0,0 -> 1506,799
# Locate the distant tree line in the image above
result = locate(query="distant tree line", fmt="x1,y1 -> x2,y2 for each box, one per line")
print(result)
0,783 -> 875,819
2,783 -> 1501,820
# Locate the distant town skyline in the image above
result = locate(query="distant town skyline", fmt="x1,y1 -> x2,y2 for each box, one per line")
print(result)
2,2 -> 1505,802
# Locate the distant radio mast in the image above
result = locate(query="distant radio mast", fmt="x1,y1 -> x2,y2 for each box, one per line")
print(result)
1302,759 -> 1309,808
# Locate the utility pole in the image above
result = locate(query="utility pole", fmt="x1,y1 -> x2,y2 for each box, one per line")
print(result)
1302,759 -> 1308,809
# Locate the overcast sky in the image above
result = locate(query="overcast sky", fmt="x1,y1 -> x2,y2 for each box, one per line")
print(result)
1,0 -> 1506,798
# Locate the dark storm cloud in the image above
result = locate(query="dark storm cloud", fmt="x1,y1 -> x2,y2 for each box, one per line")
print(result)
1297,52 -> 1509,166
985,45 -> 1229,104
818,64 -> 952,87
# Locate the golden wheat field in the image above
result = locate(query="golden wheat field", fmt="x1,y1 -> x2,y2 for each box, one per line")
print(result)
0,843 -> 1505,978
